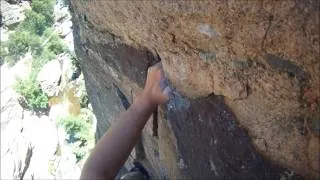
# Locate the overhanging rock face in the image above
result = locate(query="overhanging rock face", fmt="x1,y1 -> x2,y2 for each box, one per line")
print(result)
70,1 -> 319,179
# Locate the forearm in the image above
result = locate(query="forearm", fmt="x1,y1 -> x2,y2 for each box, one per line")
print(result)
80,93 -> 156,180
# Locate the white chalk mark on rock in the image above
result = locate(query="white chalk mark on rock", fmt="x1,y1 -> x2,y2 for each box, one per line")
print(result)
209,159 -> 219,176
198,23 -> 219,38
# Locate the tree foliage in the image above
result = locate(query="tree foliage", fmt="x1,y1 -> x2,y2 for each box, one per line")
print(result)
31,0 -> 55,27
58,115 -> 94,161
47,34 -> 67,55
3,0 -> 55,65
15,78 -> 48,111
20,10 -> 48,36
7,0 -> 65,112
4,31 -> 41,66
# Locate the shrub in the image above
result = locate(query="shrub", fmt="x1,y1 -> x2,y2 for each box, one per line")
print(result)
59,115 -> 90,143
1,46 -> 9,65
20,10 -> 48,36
31,0 -> 55,27
14,78 -> 48,111
6,31 -> 29,56
3,0 -> 55,66
8,0 -> 67,113
58,115 -> 94,161
12,47 -> 54,112
4,31 -> 41,66
12,36 -> 56,111
0,57 -> 3,66
42,28 -> 67,55
80,94 -> 89,108
62,0 -> 70,7
47,34 -> 66,55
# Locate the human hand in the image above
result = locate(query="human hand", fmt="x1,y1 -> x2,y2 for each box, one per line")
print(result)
141,62 -> 171,107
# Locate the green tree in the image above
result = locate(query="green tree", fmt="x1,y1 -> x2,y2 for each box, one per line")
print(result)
4,31 -> 41,65
47,34 -> 66,55
3,0 -> 56,66
15,78 -> 48,111
6,31 -> 30,56
31,0 -> 55,27
58,115 -> 94,161
20,10 -> 48,35
8,0 -> 67,112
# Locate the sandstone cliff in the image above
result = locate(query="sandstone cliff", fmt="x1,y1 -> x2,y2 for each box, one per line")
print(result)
69,1 -> 319,179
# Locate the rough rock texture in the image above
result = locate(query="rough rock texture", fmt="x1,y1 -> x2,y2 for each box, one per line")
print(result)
1,61 -> 58,179
0,0 -> 30,28
70,1 -> 320,179
37,59 -> 62,97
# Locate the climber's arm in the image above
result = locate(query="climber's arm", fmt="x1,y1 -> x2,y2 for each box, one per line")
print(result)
80,63 -> 170,180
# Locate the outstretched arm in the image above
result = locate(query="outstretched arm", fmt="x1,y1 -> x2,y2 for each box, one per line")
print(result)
80,63 -> 170,180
